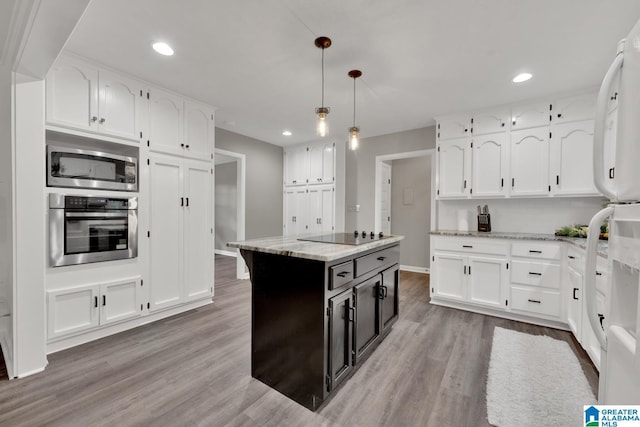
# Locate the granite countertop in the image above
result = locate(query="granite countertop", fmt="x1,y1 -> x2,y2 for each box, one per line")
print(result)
430,230 -> 609,258
227,234 -> 404,262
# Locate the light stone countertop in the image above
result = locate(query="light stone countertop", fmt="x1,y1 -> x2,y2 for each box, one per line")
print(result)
227,234 -> 404,262
430,230 -> 609,258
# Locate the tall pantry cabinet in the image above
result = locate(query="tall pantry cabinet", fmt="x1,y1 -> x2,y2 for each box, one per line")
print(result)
283,142 -> 336,236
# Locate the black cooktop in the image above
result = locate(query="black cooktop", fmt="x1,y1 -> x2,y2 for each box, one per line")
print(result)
298,232 -> 389,246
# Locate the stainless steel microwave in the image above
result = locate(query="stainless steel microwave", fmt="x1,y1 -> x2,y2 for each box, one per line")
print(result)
47,145 -> 138,192
49,194 -> 138,267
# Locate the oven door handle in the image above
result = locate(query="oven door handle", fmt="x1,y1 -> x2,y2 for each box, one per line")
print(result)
65,212 -> 129,218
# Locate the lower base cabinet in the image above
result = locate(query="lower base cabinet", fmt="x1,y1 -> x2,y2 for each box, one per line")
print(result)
47,277 -> 143,340
243,244 -> 400,411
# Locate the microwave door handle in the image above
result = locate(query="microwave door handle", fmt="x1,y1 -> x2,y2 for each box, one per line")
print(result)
593,50 -> 623,200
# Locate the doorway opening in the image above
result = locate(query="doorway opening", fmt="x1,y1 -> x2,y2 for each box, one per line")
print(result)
374,149 -> 435,273
214,148 -> 248,279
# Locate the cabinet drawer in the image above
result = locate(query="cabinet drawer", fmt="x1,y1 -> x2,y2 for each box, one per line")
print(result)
511,242 -> 561,260
567,247 -> 585,271
511,260 -> 561,289
355,246 -> 399,277
432,238 -> 507,256
511,286 -> 561,318
329,261 -> 354,290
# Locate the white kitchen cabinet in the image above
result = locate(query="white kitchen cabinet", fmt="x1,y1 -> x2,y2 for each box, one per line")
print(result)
46,56 -> 143,142
471,109 -> 508,136
552,94 -> 596,124
183,100 -> 215,160
468,256 -> 508,309
437,114 -> 471,140
149,154 -> 213,311
603,78 -> 619,189
567,266 -> 583,337
284,146 -> 309,186
549,120 -> 598,196
510,127 -> 550,196
48,277 -> 143,340
471,133 -> 509,197
148,88 -> 185,157
436,138 -> 471,198
308,142 -> 334,185
284,187 -> 310,236
308,185 -> 334,234
511,102 -> 550,130
432,253 -> 466,300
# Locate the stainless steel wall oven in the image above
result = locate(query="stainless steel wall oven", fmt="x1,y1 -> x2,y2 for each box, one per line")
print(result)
49,194 -> 138,267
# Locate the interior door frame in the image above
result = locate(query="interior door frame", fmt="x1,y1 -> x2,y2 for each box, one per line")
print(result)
373,149 -> 436,235
214,148 -> 248,279
380,161 -> 392,235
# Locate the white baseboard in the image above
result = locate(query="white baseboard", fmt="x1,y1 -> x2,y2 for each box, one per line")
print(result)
215,249 -> 237,258
400,265 -> 429,274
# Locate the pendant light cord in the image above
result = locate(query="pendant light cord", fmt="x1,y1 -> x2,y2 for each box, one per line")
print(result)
353,77 -> 356,126
321,48 -> 325,108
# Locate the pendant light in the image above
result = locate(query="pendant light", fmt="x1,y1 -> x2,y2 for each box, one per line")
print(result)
314,36 -> 332,137
348,69 -> 362,150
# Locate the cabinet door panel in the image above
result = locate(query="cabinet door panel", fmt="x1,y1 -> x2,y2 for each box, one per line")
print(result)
184,101 -> 214,159
381,264 -> 399,333
284,189 -> 298,236
468,256 -> 505,309
437,115 -> 471,140
46,58 -> 98,131
353,275 -> 381,363
295,189 -> 309,234
308,185 -> 334,234
553,94 -> 596,124
98,70 -> 141,141
47,285 -> 99,339
472,109 -> 508,135
550,120 -> 597,195
437,138 -> 470,198
433,254 -> 466,300
101,278 -> 141,325
567,267 -> 583,338
184,160 -> 213,301
472,133 -> 508,197
511,102 -> 550,130
510,128 -> 549,196
150,155 -> 184,310
149,89 -> 184,156
328,289 -> 353,390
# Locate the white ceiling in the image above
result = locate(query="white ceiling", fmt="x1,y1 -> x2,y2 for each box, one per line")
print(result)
64,0 -> 640,146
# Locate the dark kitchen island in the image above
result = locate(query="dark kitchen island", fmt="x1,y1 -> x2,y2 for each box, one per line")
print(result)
227,234 -> 403,411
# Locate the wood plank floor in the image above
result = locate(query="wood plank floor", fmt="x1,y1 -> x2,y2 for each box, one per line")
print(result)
0,255 -> 597,426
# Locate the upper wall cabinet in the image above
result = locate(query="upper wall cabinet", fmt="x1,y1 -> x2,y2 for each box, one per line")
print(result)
552,94 -> 596,124
437,138 -> 471,198
148,90 -> 214,160
471,109 -> 508,136
472,133 -> 509,197
510,128 -> 550,196
510,102 -> 550,130
284,146 -> 309,186
308,142 -> 335,184
549,120 -> 598,196
46,56 -> 144,142
437,114 -> 471,140
284,142 -> 335,186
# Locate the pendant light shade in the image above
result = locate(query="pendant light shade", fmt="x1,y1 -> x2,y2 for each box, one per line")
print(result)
314,37 -> 332,137
348,69 -> 362,151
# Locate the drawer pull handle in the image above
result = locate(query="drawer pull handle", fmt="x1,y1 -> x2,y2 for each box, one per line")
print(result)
568,255 -> 575,259
462,245 -> 473,248
377,256 -> 386,261
528,272 -> 542,276
348,307 -> 355,322
573,288 -> 579,300
527,299 -> 541,304
336,272 -> 350,278
529,250 -> 542,254
596,271 -> 603,276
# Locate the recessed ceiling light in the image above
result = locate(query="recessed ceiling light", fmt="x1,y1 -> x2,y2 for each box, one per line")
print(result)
282,130 -> 292,136
512,72 -> 532,83
152,42 -> 174,56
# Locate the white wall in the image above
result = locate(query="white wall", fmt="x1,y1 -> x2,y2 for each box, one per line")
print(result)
437,197 -> 607,234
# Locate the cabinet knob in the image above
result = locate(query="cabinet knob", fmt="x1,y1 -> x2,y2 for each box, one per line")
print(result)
186,144 -> 190,149
99,118 -> 105,124
180,143 -> 185,148
91,116 -> 98,122
557,113 -> 562,118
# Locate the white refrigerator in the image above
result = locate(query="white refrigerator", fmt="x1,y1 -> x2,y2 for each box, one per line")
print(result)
585,18 -> 640,404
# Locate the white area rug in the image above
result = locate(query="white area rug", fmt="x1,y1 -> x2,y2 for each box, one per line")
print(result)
486,327 -> 596,427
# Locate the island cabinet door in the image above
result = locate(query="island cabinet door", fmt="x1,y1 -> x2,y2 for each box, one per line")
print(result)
353,275 -> 381,364
328,289 -> 354,391
380,264 -> 399,334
